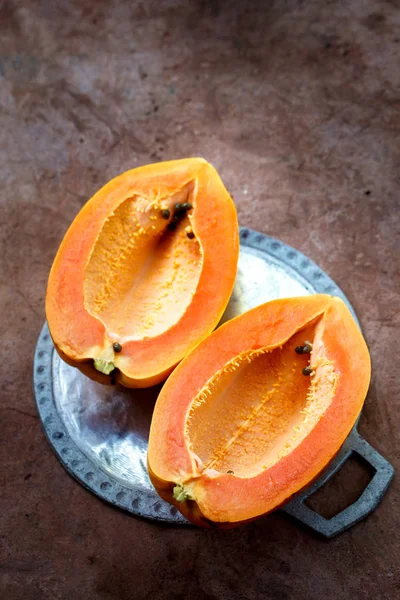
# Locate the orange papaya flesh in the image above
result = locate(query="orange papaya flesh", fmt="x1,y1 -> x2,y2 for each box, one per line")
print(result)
148,295 -> 371,526
46,158 -> 239,388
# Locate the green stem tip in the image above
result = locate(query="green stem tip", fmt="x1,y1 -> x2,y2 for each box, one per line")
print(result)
173,484 -> 192,503
94,358 -> 115,375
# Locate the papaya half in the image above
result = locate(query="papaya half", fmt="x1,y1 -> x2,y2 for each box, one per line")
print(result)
46,158 -> 238,387
148,295 -> 371,527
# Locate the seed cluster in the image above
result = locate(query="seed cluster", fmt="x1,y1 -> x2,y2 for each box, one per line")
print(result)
295,343 -> 312,354
161,202 -> 193,234
295,341 -> 314,376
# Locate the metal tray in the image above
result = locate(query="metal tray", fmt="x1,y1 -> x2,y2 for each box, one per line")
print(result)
33,228 -> 394,537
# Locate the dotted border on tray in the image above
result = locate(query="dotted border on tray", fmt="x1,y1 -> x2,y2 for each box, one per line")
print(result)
34,328 -> 187,525
33,228 -> 360,524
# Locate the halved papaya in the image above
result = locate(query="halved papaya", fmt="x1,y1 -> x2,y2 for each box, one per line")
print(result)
46,158 -> 238,388
148,295 -> 371,526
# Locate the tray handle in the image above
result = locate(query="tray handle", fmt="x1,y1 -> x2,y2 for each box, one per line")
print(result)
281,431 -> 394,538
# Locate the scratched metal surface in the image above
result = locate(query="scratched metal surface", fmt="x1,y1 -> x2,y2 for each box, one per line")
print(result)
33,229 -> 386,529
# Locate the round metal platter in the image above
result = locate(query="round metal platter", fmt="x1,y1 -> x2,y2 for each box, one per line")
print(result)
33,229 -> 394,535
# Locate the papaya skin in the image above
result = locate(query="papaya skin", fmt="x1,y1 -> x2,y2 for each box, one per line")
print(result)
148,295 -> 371,527
46,158 -> 239,388
148,461 -> 259,529
148,444 -> 344,528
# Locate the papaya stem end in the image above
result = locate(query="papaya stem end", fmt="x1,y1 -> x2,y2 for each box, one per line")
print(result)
173,484 -> 192,503
94,358 -> 115,375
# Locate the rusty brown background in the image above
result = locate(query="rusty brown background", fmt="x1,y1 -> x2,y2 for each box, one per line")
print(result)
1,0 -> 399,598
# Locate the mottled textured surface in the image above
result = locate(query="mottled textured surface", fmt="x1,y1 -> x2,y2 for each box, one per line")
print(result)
1,1 -> 399,598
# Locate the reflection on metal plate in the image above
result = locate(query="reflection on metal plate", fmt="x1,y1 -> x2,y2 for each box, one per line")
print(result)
221,249 -> 311,324
52,239 -> 322,493
34,228 -> 392,535
53,353 -> 157,492
51,238 -> 318,498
